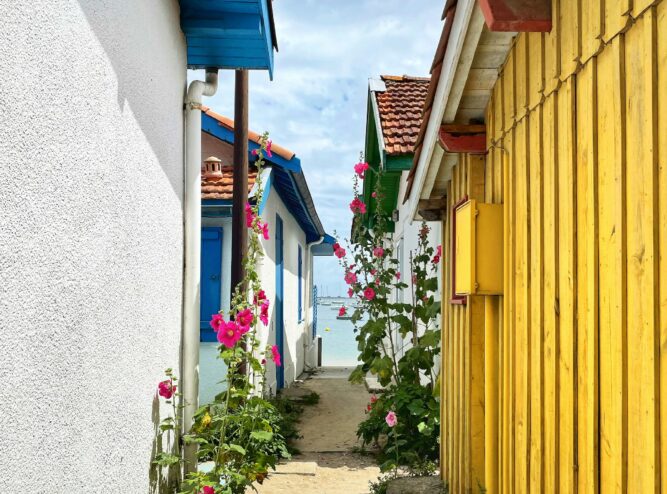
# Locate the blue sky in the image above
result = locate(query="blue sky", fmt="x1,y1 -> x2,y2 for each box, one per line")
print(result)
194,0 -> 442,296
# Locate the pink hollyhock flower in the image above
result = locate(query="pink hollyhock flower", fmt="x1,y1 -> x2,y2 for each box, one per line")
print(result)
370,269 -> 377,276
333,242 -> 341,251
344,271 -> 358,285
201,487 -> 215,494
420,225 -> 430,237
354,161 -> 369,178
370,395 -> 378,404
210,313 -> 224,332
251,148 -> 259,156
158,379 -> 176,399
265,140 -> 272,158
412,274 -> 418,285
261,358 -> 266,365
260,300 -> 269,325
271,345 -> 282,367
432,244 -> 442,263
375,278 -> 381,286
363,286 -> 376,300
373,246 -> 384,257
254,289 -> 267,305
371,191 -> 377,198
236,308 -> 254,333
261,222 -> 270,240
348,288 -> 353,298
335,247 -> 346,258
385,411 -> 398,428
217,320 -> 242,348
245,202 -> 255,228
349,197 -> 367,215
395,272 -> 401,280
338,306 -> 347,317
366,404 -> 372,412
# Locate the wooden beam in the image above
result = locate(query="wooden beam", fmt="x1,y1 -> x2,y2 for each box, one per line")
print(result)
441,124 -> 487,134
439,127 -> 487,154
478,0 -> 552,32
231,70 -> 249,293
418,197 -> 447,220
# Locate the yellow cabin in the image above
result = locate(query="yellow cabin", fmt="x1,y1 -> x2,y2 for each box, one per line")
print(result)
405,0 -> 667,492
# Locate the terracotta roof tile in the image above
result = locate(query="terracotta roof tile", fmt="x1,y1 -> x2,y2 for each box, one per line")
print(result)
201,106 -> 295,161
201,158 -> 257,200
376,75 -> 430,156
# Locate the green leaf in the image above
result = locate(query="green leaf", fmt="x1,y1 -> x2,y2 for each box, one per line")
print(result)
228,444 -> 247,456
250,430 -> 274,441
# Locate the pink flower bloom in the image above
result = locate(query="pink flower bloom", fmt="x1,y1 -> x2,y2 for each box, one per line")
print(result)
217,320 -> 242,348
366,404 -> 372,412
344,271 -> 358,285
333,242 -> 341,251
251,148 -> 259,156
260,300 -> 269,326
436,245 -> 442,257
371,191 -> 377,198
254,289 -> 267,305
338,306 -> 347,317
265,140 -> 272,158
370,395 -> 378,404
420,225 -> 430,237
271,345 -> 282,367
385,411 -> 398,428
348,288 -> 354,298
210,313 -> 224,332
245,202 -> 255,228
349,197 -> 367,215
261,358 -> 266,365
201,486 -> 215,494
261,222 -> 270,240
412,274 -> 418,285
354,161 -> 369,178
375,278 -> 381,286
335,247 -> 346,258
373,246 -> 384,258
370,269 -> 377,276
236,308 -> 254,333
395,272 -> 401,280
158,379 -> 176,399
363,287 -> 376,300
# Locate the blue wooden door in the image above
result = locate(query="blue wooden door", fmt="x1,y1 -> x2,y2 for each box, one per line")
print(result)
200,227 -> 223,342
275,215 -> 285,389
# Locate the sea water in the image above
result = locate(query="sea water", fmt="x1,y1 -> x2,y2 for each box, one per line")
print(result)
317,303 -> 363,367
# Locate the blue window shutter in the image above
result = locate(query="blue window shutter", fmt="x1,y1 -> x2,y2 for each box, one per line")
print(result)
298,245 -> 302,321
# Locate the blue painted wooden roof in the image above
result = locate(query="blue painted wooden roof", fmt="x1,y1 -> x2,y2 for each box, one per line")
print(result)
179,0 -> 277,77
202,112 -> 334,252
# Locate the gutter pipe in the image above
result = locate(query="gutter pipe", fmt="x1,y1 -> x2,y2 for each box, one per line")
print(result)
182,68 -> 219,474
303,235 -> 325,370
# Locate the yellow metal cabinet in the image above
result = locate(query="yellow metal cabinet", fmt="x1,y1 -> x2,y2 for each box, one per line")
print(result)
454,199 -> 503,295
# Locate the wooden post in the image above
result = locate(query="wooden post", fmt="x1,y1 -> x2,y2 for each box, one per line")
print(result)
231,69 -> 249,294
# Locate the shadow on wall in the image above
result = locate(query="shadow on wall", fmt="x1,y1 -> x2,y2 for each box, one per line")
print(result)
149,394 -> 181,493
75,0 -> 186,197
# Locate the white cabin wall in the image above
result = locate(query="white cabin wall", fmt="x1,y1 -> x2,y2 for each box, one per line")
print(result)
0,1 -> 186,491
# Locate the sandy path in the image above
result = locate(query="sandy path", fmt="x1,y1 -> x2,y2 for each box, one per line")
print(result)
251,367 -> 381,494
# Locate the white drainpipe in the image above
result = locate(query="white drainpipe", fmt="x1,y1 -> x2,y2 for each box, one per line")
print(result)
303,236 -> 324,369
182,68 -> 218,473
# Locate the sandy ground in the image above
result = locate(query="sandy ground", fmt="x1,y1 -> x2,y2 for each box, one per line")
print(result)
251,367 -> 381,494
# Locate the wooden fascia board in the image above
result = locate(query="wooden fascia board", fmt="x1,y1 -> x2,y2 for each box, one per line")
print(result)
406,0 -> 482,221
438,127 -> 487,153
478,0 -> 552,32
385,154 -> 414,172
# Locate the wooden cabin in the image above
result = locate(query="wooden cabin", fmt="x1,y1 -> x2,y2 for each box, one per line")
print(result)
405,0 -> 667,492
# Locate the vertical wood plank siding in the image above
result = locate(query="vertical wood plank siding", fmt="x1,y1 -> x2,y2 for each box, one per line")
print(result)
439,1 -> 667,492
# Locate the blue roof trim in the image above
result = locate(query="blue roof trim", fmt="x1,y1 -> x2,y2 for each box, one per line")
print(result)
201,112 -> 330,252
179,0 -> 276,78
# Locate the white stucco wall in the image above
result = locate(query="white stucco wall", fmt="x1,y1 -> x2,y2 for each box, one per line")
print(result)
198,181 -> 313,400
256,184 -> 310,393
393,172 -> 442,364
0,2 -> 186,492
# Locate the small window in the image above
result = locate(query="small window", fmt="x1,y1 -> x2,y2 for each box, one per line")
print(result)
298,245 -> 303,321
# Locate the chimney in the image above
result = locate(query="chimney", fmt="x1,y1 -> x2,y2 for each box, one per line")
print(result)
203,156 -> 223,179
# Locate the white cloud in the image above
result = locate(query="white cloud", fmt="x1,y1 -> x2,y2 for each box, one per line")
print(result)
193,0 -> 443,296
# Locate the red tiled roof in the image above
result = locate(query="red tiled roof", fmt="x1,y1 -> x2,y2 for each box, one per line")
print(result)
201,161 -> 257,200
376,75 -> 430,156
201,106 -> 295,161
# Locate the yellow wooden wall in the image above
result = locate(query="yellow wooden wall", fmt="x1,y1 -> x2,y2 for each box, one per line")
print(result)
440,1 -> 667,492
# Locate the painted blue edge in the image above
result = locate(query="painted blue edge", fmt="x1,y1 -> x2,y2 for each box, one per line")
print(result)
297,245 -> 303,322
200,225 -> 224,342
257,168 -> 273,216
201,114 -> 301,172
